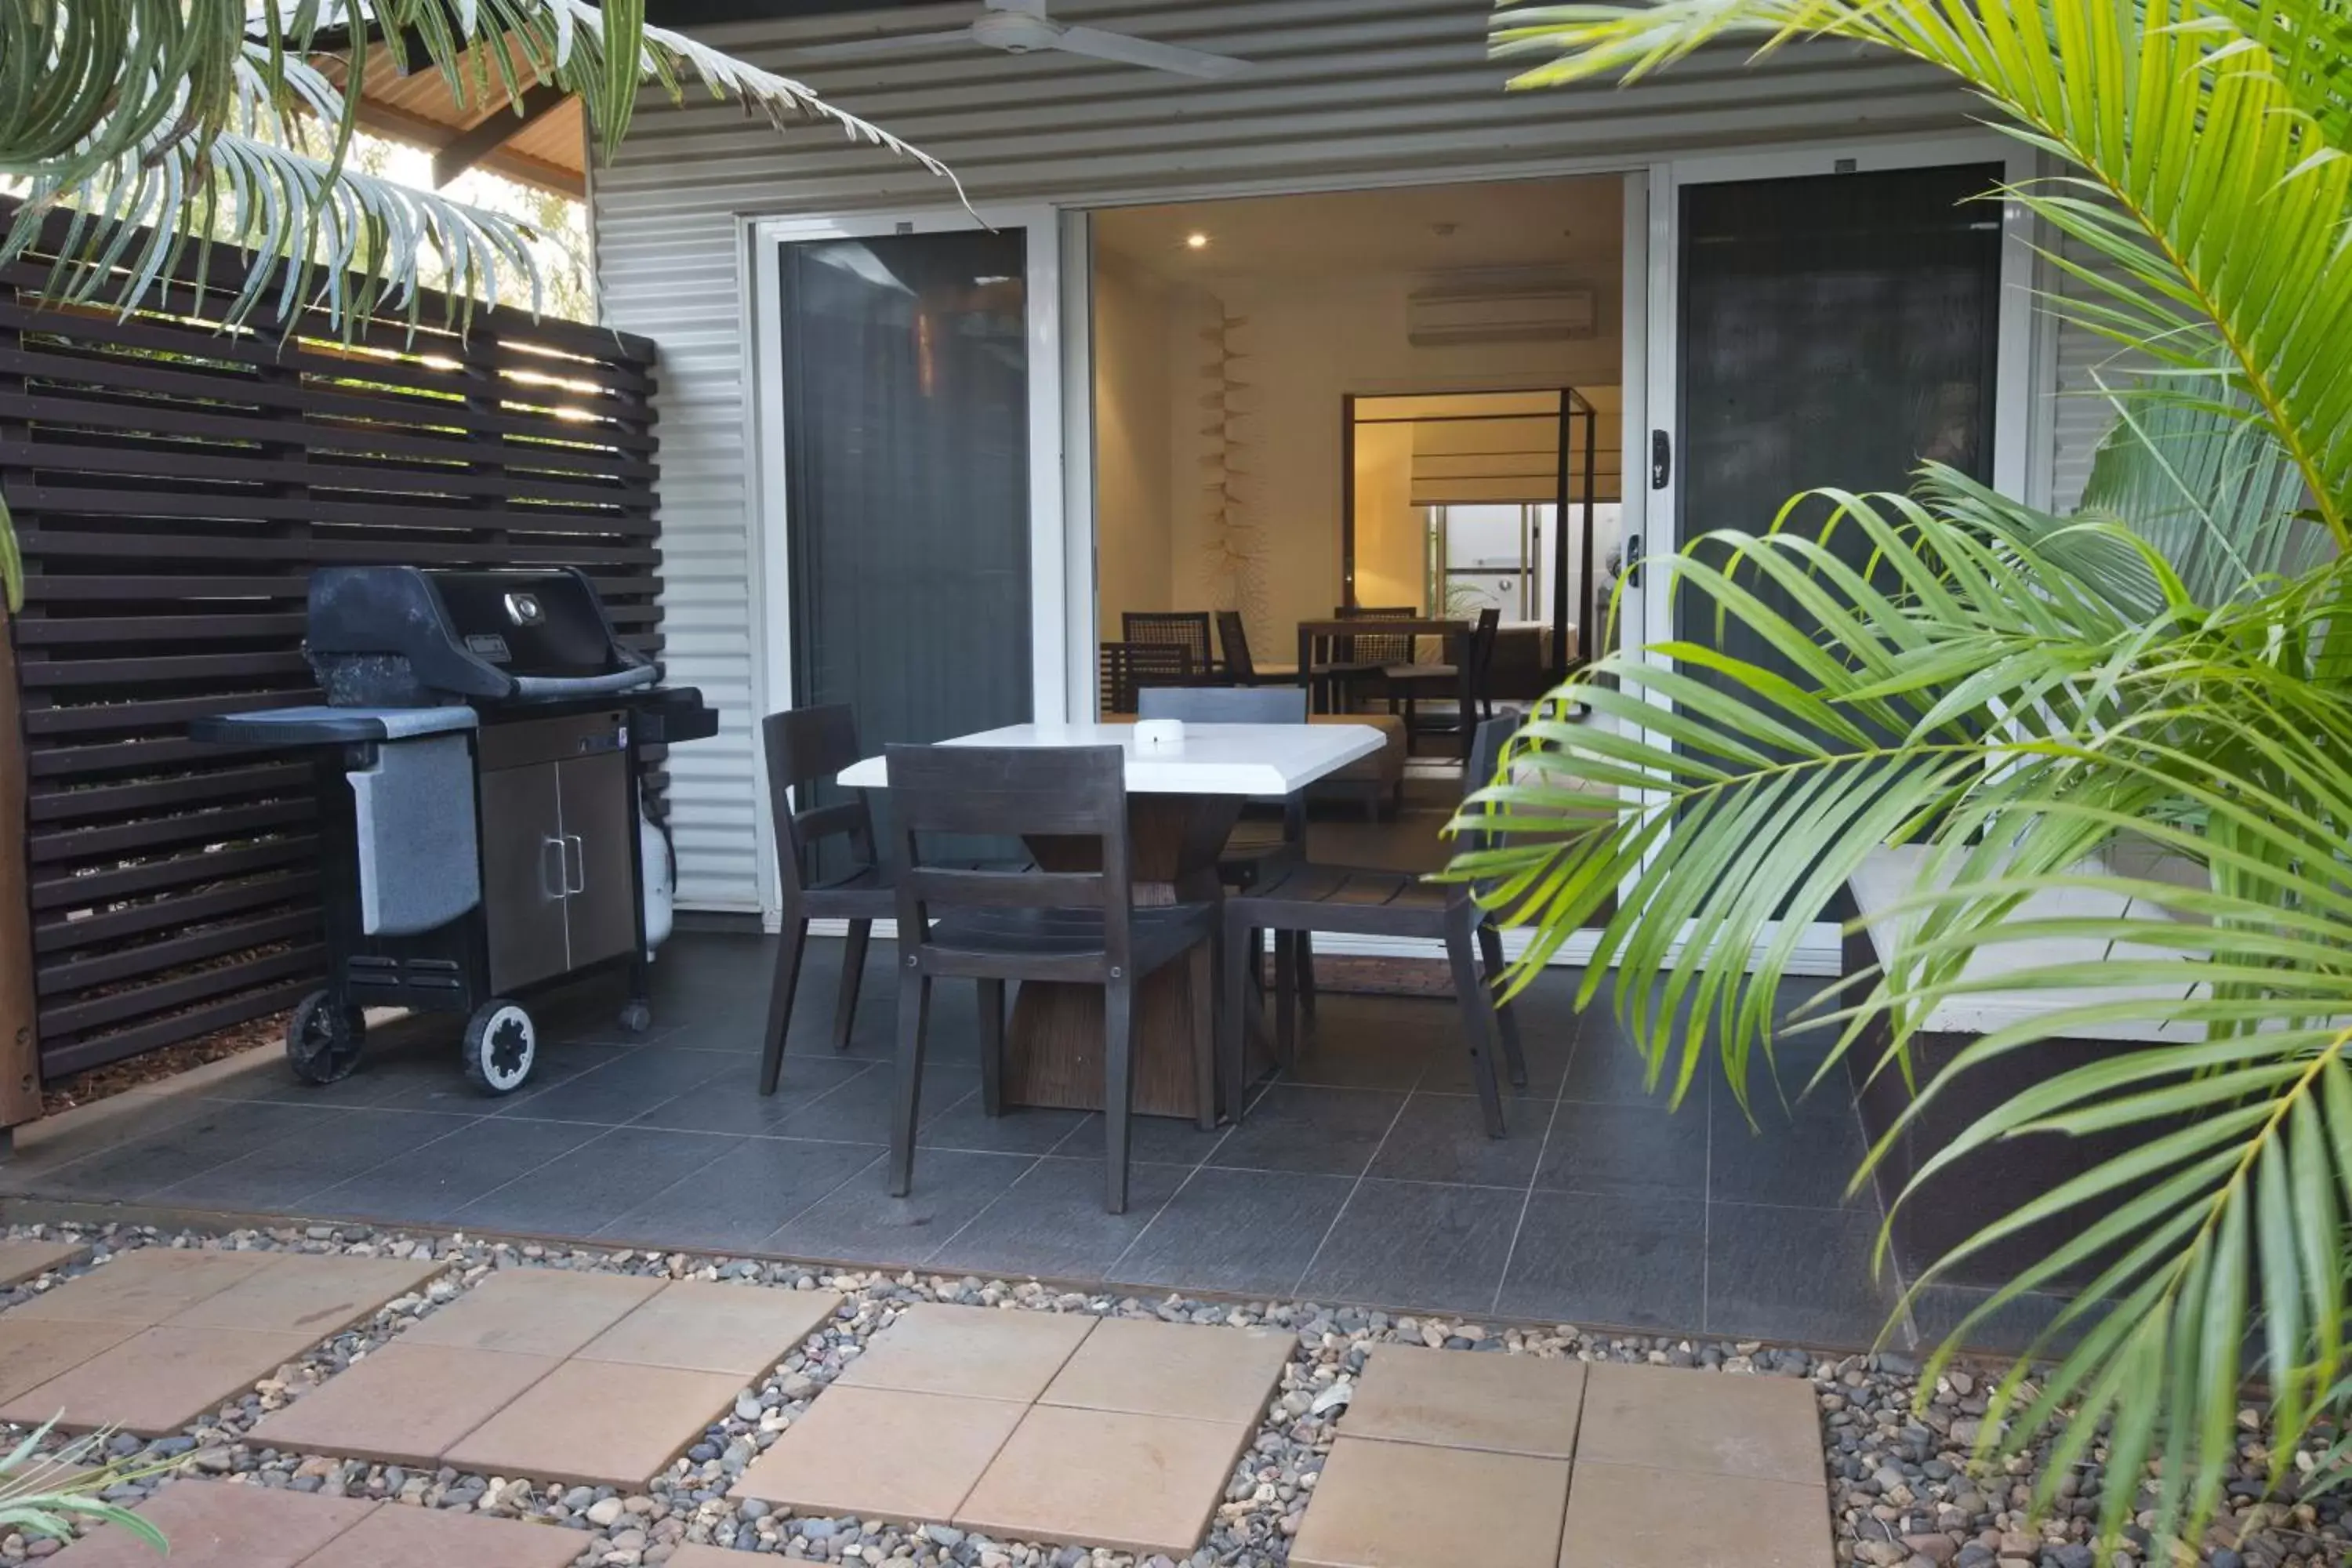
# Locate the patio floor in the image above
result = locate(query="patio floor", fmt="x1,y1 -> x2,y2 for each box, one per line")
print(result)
0,931 -> 1924,1350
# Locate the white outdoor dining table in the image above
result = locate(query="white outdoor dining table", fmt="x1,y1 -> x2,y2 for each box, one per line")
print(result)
834,721 -> 1385,795
837,720 -> 1385,1121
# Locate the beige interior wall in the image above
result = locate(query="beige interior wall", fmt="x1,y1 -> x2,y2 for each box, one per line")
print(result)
1351,421 -> 1422,611
1163,270 -> 1622,662
1091,252 -> 1174,641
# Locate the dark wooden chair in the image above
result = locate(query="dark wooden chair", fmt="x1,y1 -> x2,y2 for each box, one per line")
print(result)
1387,606 -> 1501,746
884,743 -> 1221,1213
1121,612 -> 1215,678
1216,611 -> 1293,686
758,705 -> 894,1096
1136,684 -> 1308,890
1218,713 -> 1529,1134
1336,604 -> 1420,671
1100,640 -> 1196,714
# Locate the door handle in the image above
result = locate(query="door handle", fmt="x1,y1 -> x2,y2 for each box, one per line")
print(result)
563,834 -> 586,895
1622,532 -> 1643,588
541,837 -> 568,900
1650,429 -> 1671,490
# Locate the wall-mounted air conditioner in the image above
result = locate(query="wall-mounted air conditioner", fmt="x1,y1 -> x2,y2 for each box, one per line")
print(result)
1406,269 -> 1599,347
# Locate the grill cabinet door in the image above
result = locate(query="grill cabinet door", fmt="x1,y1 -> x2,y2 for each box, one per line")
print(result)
556,749 -> 638,970
479,760 -> 570,992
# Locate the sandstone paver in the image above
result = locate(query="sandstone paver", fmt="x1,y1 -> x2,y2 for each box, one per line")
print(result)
10,1250 -> 270,1327
249,1342 -> 559,1467
399,1269 -> 662,1357
300,1500 -> 586,1567
1037,1316 -> 1290,1425
1556,1461 -> 1828,1568
576,1280 -> 842,1377
1342,1343 -> 1586,1458
1289,1436 -> 1570,1568
731,1385 -> 1027,1523
0,1325 -> 315,1434
1577,1362 -> 1820,1486
445,1357 -> 746,1489
833,1303 -> 1093,1403
167,1254 -> 445,1337
49,1479 -> 372,1567
0,1320 -> 140,1407
0,1238 -> 86,1288
956,1403 -> 1253,1557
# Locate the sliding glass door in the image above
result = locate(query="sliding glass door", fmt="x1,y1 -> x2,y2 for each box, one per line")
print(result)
751,209 -> 1064,895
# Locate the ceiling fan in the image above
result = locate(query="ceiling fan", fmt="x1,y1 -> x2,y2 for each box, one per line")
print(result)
803,0 -> 1253,80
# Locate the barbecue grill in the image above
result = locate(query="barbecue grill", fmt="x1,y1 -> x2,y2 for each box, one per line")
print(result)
190,567 -> 719,1093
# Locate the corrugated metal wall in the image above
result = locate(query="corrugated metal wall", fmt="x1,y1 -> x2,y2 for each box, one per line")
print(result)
592,0 -> 1994,912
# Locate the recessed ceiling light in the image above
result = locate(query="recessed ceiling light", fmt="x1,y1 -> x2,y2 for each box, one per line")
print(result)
1185,232 -> 1210,249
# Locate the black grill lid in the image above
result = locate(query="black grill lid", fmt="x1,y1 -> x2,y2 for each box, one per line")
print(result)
307,566 -> 653,706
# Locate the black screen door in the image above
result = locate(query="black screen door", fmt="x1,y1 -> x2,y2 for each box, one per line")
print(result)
776,228 -> 1033,871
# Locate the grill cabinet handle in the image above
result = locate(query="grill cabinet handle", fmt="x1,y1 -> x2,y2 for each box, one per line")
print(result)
563,834 -> 587,895
541,837 -> 567,900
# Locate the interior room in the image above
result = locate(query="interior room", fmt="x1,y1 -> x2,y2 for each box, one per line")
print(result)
1088,175 -> 1626,869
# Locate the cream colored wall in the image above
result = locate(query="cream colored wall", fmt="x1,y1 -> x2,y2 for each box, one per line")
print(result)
1351,421 -> 1422,610
1164,270 -> 1622,663
1091,253 -> 1175,643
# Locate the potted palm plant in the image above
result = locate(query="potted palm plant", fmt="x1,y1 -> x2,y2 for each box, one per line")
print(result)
1456,0 -> 2352,1548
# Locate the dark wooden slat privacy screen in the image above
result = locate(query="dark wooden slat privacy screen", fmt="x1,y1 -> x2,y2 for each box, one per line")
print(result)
0,201 -> 663,1098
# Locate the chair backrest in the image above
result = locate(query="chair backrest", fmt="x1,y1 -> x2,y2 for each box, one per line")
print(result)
1336,604 -> 1417,665
1455,710 -> 1522,857
1137,684 -> 1307,724
1100,641 -> 1193,714
761,705 -> 874,898
885,743 -> 1135,964
1215,610 -> 1256,681
1121,612 -> 1213,671
1468,607 -> 1501,694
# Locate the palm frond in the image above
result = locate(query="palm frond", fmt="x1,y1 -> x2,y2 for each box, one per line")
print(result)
1446,478 -> 2352,1547
1494,0 -> 2352,537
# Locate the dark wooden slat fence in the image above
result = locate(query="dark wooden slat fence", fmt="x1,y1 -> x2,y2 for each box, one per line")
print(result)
0,204 -> 662,1093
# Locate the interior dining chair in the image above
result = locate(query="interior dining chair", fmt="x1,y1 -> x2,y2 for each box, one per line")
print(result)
1215,611 -> 1292,687
1385,606 -> 1500,750
1218,713 -> 1529,1134
1100,640 -> 1196,715
884,743 -> 1222,1213
1120,612 -> 1216,679
757,704 -> 895,1096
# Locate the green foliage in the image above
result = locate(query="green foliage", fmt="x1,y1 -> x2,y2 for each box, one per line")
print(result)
1462,0 -> 2352,1548
0,1420 -> 197,1552
0,0 -> 958,611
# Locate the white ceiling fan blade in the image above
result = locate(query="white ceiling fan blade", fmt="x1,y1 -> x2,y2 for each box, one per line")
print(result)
982,0 -> 1050,16
797,27 -> 977,60
1051,24 -> 1251,78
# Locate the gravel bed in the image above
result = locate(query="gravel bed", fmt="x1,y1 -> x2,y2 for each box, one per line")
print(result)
0,1221 -> 2341,1568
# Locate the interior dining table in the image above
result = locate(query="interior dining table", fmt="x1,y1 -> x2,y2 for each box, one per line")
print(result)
836,720 -> 1385,1121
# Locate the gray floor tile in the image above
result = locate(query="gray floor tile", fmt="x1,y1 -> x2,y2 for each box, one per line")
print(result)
1367,1092 -> 1545,1188
769,1062 -> 978,1144
1534,1098 -> 1708,1199
450,1127 -> 742,1237
630,1056 -> 876,1135
767,1148 -> 1036,1265
1556,1031 -> 1689,1108
918,1098 -> 1092,1156
1204,1086 -> 1405,1177
1112,1167 -> 1356,1296
1706,1200 -> 1896,1345
1710,1091 -> 1871,1210
492,1047 -> 741,1126
145,1108 -> 483,1212
1417,1010 -> 1573,1099
1296,1179 -> 1522,1315
0,1097 -> 235,1192
303,1117 -> 604,1225
923,1156 -> 1190,1279
1495,1189 -> 1705,1332
1057,1111 -> 1232,1169
26,1099 -> 325,1202
1907,1283 -> 2102,1359
597,1136 -> 884,1250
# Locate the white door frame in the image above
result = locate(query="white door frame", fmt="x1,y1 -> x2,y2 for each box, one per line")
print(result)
744,205 -> 1067,916
1630,132 -> 2042,975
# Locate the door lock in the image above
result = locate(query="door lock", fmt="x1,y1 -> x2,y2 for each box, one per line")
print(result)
1650,430 -> 1672,490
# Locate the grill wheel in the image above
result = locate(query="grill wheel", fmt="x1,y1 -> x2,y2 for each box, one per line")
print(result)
463,1000 -> 538,1095
286,990 -> 367,1084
